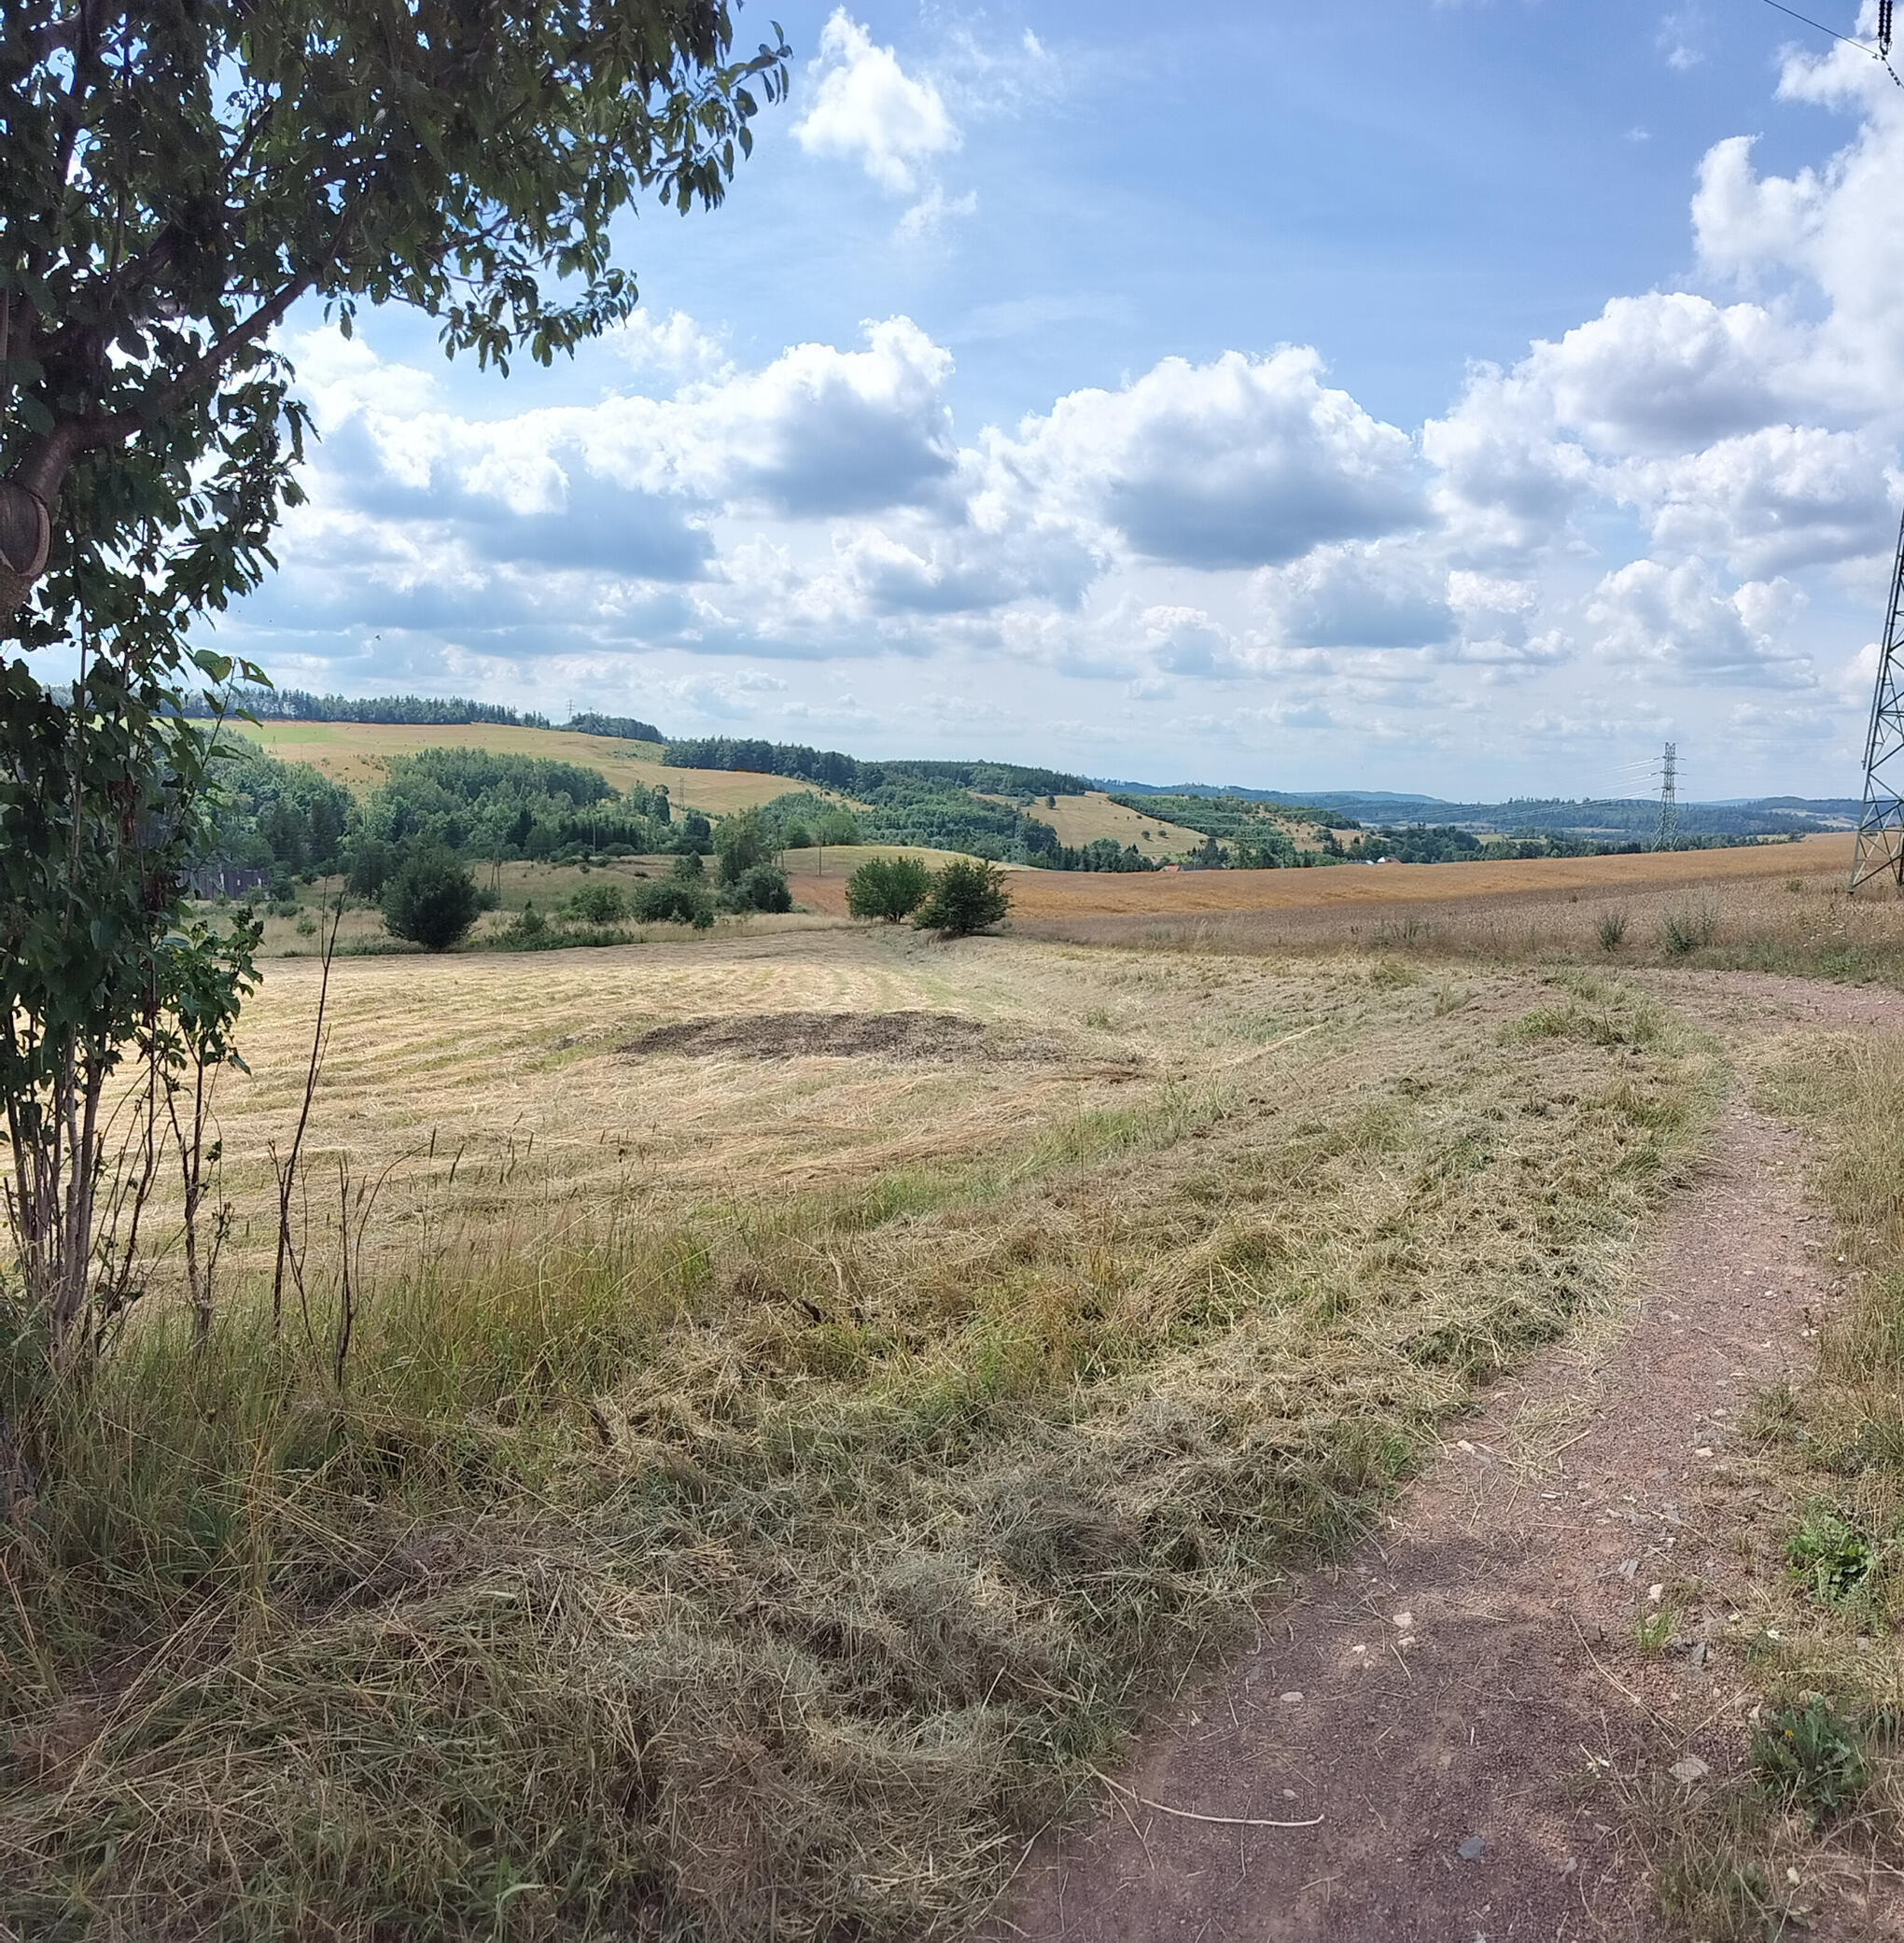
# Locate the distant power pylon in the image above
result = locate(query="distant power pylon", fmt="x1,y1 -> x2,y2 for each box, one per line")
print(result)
1852,508 -> 1904,890
1655,742 -> 1678,851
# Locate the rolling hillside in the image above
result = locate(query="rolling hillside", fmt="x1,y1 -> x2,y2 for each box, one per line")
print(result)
240,720 -> 852,816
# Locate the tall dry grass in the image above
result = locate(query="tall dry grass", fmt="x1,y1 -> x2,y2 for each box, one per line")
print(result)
0,944 -> 1717,1940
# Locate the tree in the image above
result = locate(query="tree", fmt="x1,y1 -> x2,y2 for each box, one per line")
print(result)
382,846 -> 479,952
714,805 -> 772,885
1,4 -> 789,629
1,5 -> 789,1368
847,855 -> 931,922
630,878 -> 715,928
1,663 -> 259,1364
914,859 -> 1012,938
567,880 -> 628,925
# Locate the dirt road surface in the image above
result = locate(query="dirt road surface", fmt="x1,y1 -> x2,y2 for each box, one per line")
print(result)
987,973 -> 1904,1943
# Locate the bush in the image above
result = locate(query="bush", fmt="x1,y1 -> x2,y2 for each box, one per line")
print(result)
567,881 -> 629,926
381,846 -> 480,952
630,880 -> 716,929
915,858 -> 1012,937
847,855 -> 931,922
723,863 -> 791,914
1596,907 -> 1629,953
1658,897 -> 1719,956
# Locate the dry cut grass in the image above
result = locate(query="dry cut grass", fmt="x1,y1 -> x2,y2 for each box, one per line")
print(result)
0,934 -> 1717,1941
966,839 -> 1904,995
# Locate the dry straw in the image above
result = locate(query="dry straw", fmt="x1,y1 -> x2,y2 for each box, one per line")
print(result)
1,934 -> 1718,1939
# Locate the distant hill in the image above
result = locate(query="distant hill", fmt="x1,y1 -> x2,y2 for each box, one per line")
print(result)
1098,780 -> 1856,839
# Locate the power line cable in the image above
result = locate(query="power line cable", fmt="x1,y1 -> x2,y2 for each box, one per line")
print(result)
1758,0 -> 1904,83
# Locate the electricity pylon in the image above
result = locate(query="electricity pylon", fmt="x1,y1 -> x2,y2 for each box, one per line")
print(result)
1655,742 -> 1678,851
1851,507 -> 1904,890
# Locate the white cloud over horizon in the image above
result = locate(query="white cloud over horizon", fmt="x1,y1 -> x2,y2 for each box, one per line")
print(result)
197,15 -> 1904,797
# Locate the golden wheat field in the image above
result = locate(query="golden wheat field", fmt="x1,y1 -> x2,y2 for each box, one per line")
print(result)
973,789 -> 1210,858
242,719 -> 847,815
792,831 -> 1854,924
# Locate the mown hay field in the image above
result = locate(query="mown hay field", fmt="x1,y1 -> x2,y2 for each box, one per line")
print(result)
975,790 -> 1210,859
4,925 -> 1723,1940
242,719 -> 844,815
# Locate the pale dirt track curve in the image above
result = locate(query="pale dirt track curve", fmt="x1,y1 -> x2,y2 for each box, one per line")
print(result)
983,972 -> 1904,1943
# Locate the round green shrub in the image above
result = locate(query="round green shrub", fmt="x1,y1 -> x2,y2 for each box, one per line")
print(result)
726,864 -> 791,914
630,880 -> 716,930
914,858 -> 1011,938
846,855 -> 931,922
567,881 -> 629,925
381,846 -> 481,952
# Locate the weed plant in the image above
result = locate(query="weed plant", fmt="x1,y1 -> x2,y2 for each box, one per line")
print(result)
1738,1031 -> 1904,1892
1657,896 -> 1720,956
1753,1698 -> 1870,1825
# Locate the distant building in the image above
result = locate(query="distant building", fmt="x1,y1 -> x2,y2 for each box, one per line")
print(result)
186,864 -> 270,901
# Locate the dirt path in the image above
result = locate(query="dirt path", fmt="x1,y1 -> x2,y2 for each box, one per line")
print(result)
989,973 -> 1904,1943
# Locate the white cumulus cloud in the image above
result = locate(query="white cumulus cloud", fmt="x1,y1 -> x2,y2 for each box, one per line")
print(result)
991,348 -> 1423,570
794,11 -> 959,194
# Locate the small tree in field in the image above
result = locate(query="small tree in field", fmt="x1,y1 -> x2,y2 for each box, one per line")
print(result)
915,859 -> 1012,938
382,848 -> 479,953
847,855 -> 931,922
722,862 -> 791,913
631,878 -> 715,928
714,807 -> 773,886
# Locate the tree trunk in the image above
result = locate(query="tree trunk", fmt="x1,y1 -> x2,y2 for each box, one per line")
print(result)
0,478 -> 50,619
2,431 -> 92,622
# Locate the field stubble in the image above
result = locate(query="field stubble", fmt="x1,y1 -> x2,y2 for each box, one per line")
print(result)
991,839 -> 1904,990
1,931 -> 1720,1940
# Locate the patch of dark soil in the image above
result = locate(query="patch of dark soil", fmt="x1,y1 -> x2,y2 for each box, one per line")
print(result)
623,1009 -> 1068,1062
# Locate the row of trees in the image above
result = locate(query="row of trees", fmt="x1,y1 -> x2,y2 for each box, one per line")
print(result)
845,856 -> 1012,936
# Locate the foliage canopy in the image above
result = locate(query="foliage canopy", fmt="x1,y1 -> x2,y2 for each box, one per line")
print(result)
915,859 -> 1012,938
1,1 -> 789,633
381,846 -> 479,952
846,855 -> 931,922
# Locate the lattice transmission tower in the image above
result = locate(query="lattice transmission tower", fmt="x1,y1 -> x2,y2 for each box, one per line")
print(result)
1851,507 -> 1904,890
1655,742 -> 1678,851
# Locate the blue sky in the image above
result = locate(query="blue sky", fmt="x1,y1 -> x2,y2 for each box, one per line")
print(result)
225,2 -> 1904,798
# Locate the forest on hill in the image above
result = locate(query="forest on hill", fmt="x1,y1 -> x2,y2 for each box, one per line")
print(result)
1107,780 -> 1850,839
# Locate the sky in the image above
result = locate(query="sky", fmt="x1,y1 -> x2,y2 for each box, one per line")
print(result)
216,1 -> 1904,799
